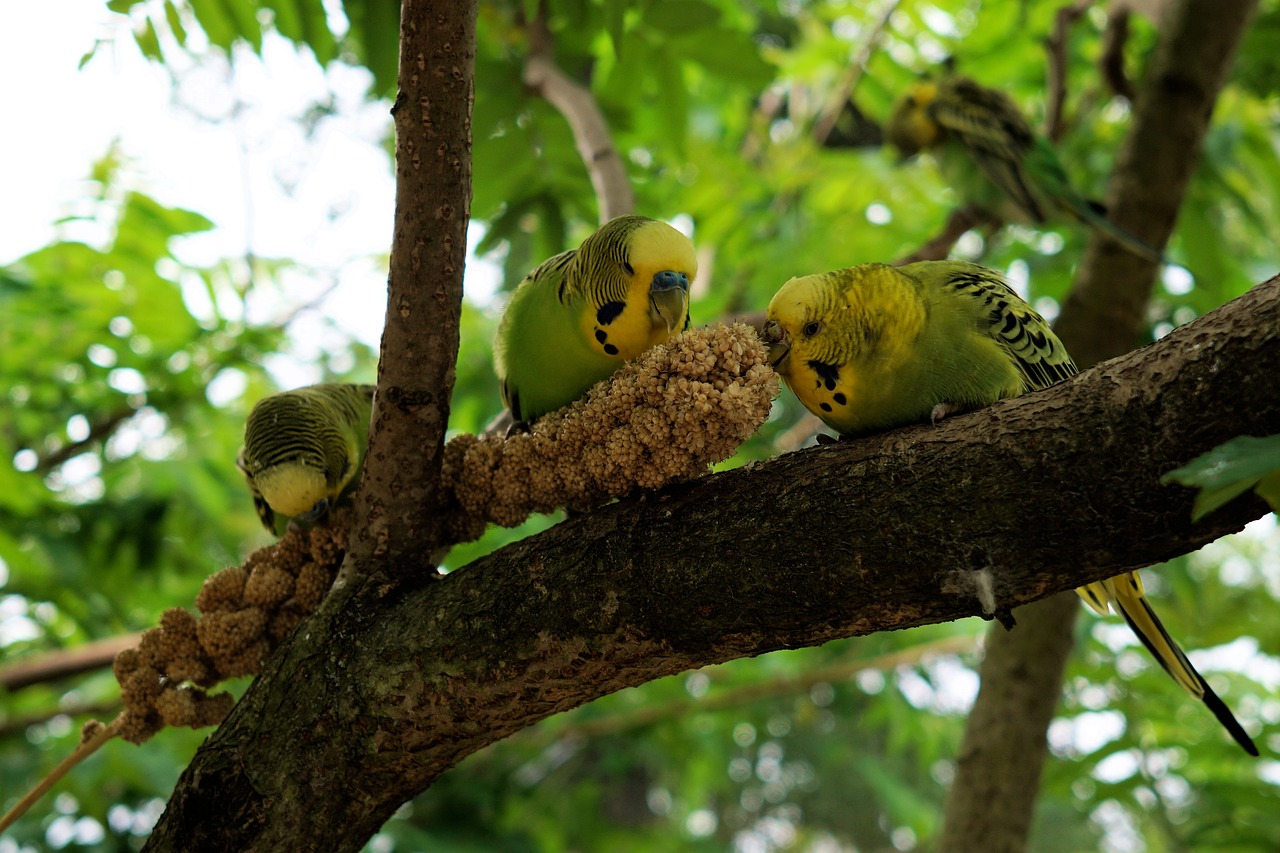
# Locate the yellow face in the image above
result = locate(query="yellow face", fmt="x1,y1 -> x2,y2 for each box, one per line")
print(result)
579,219 -> 697,363
764,265 -> 927,435
764,274 -> 858,430
255,463 -> 331,520
885,81 -> 941,156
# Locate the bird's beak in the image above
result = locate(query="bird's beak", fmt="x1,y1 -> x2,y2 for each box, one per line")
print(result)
649,270 -> 690,332
761,320 -> 790,370
297,497 -> 331,522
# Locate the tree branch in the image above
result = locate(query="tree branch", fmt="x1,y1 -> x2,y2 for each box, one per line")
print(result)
1044,0 -> 1094,143
33,407 -> 135,474
143,275 -> 1279,851
343,0 -> 476,578
811,0 -> 899,145
0,633 -> 142,691
1100,7 -> 1136,100
522,2 -> 634,222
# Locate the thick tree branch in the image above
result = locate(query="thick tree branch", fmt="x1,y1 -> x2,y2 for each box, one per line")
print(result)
522,2 -> 634,222
344,0 -> 475,577
143,276 -> 1278,851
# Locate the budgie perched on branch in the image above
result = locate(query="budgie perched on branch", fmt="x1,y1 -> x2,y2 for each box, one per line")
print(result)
237,383 -> 375,534
885,75 -> 1162,262
762,260 -> 1255,754
495,215 -> 696,423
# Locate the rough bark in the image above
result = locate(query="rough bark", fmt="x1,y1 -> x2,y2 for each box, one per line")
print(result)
344,0 -> 475,578
940,2 -> 1258,850
142,276 -> 1280,851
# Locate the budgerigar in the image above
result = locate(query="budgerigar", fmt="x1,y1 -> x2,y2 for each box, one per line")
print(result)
237,383 -> 375,534
495,215 -> 696,423
762,261 -> 1256,754
885,75 -> 1162,262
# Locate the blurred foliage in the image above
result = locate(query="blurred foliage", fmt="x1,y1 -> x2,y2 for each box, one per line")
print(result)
1165,435 -> 1280,519
5,0 -> 1280,851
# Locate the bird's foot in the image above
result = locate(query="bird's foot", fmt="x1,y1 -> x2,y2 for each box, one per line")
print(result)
930,401 -> 964,425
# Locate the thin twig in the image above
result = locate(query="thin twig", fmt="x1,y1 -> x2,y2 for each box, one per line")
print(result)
812,0 -> 901,145
522,0 -> 634,222
740,86 -> 787,162
1101,8 -> 1136,99
0,714 -> 123,833
34,408 -> 136,474
1045,0 -> 1095,142
773,412 -> 826,454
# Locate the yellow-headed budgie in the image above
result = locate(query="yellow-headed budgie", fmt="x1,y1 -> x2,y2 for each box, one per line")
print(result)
237,383 -> 375,534
495,215 -> 696,423
762,261 -> 1255,754
885,75 -> 1161,262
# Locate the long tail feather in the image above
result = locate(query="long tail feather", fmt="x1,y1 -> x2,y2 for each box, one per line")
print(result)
1083,571 -> 1258,755
1063,197 -> 1167,264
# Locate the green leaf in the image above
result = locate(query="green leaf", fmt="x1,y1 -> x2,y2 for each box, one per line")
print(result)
1254,471 -> 1280,513
219,0 -> 264,52
138,17 -> 164,61
189,0 -> 238,51
164,0 -> 189,45
347,0 -> 402,97
1162,434 -> 1280,520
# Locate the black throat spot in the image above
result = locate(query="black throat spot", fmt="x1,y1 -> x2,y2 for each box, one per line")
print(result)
596,300 -> 626,326
808,360 -> 841,392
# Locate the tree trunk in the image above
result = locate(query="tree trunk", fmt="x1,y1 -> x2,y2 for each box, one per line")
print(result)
939,2 -> 1259,850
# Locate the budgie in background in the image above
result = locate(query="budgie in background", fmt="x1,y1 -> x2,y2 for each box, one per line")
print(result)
885,75 -> 1163,263
762,261 -> 1257,754
495,214 -> 696,423
237,383 -> 375,534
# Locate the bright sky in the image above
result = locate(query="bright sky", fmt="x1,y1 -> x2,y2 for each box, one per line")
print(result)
0,1 -> 499,387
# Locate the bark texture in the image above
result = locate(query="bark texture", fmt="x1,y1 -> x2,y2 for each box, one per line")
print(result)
345,0 -> 475,576
940,2 -> 1258,850
143,276 -> 1280,851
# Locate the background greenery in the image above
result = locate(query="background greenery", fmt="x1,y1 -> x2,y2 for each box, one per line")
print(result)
2,1 -> 1278,850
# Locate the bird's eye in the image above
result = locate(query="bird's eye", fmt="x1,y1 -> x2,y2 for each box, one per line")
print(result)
622,261 -> 636,276
803,321 -> 821,337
